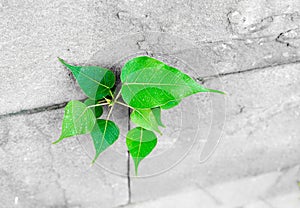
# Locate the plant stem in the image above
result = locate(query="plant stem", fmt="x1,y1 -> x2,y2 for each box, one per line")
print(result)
114,89 -> 122,102
106,89 -> 125,120
106,103 -> 115,120
98,100 -> 107,103
87,103 -> 109,108
115,101 -> 134,109
109,89 -> 114,99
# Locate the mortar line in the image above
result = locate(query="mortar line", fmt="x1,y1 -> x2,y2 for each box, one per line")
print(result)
0,98 -> 86,120
1,60 -> 300,120
199,60 -> 300,83
127,108 -> 132,204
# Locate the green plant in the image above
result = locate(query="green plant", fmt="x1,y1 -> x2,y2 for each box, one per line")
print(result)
53,56 -> 224,174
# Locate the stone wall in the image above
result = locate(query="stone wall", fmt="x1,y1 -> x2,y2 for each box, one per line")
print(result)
1,0 -> 299,207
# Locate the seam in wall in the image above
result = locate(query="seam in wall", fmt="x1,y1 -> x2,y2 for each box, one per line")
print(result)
0,98 -> 86,120
1,60 -> 300,120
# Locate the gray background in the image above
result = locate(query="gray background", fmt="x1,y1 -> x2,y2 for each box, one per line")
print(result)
1,0 -> 300,207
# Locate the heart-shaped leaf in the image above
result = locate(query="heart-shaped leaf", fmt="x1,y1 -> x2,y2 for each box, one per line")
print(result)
59,58 -> 115,100
121,56 -> 223,109
126,127 -> 157,174
91,119 -> 120,163
130,108 -> 164,134
53,100 -> 96,144
84,98 -> 103,118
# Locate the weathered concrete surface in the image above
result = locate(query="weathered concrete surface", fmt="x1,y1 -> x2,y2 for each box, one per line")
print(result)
125,167 -> 300,208
0,0 -> 237,115
2,0 -> 300,115
0,110 -> 128,208
1,0 -> 300,207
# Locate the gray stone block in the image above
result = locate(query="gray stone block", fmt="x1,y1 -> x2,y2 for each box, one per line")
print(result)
1,0 -> 300,207
0,109 -> 128,208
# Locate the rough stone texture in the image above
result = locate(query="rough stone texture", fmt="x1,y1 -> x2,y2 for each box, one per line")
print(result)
0,110 -> 128,208
1,0 -> 300,207
2,0 -> 300,115
125,168 -> 300,207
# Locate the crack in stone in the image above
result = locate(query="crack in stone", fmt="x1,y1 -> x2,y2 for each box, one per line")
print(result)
0,98 -> 86,120
199,59 -> 300,83
126,108 -> 132,205
248,16 -> 273,33
136,35 -> 146,50
136,34 -> 154,57
116,10 -> 129,20
1,60 -> 300,121
276,31 -> 292,47
194,184 -> 223,205
33,124 -> 69,207
259,197 -> 276,208
275,29 -> 300,48
227,10 -> 300,35
116,108 -> 132,208
239,105 -> 245,114
269,165 -> 300,194
226,10 -> 235,34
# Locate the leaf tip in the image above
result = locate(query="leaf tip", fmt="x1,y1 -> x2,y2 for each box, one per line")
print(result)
207,88 -> 226,95
157,130 -> 163,136
218,90 -> 226,95
57,57 -> 72,69
57,57 -> 65,64
52,135 -> 66,144
52,139 -> 61,144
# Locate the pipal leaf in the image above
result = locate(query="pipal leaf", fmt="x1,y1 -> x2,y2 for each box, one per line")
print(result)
91,119 -> 120,163
126,127 -> 157,175
58,58 -> 115,100
121,56 -> 224,109
53,100 -> 96,144
131,108 -> 162,134
84,98 -> 103,118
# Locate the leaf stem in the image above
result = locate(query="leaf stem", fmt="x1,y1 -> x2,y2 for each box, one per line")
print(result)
106,89 -> 125,120
115,101 -> 134,109
87,103 -> 109,108
98,100 -> 107,103
114,89 -> 122,102
109,89 -> 115,99
106,104 -> 115,121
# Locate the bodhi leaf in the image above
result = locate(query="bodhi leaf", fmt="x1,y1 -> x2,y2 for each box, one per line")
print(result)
126,127 -> 157,174
58,58 -> 115,100
84,98 -> 103,118
53,100 -> 96,144
130,108 -> 164,134
121,56 -> 224,109
91,119 -> 120,163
